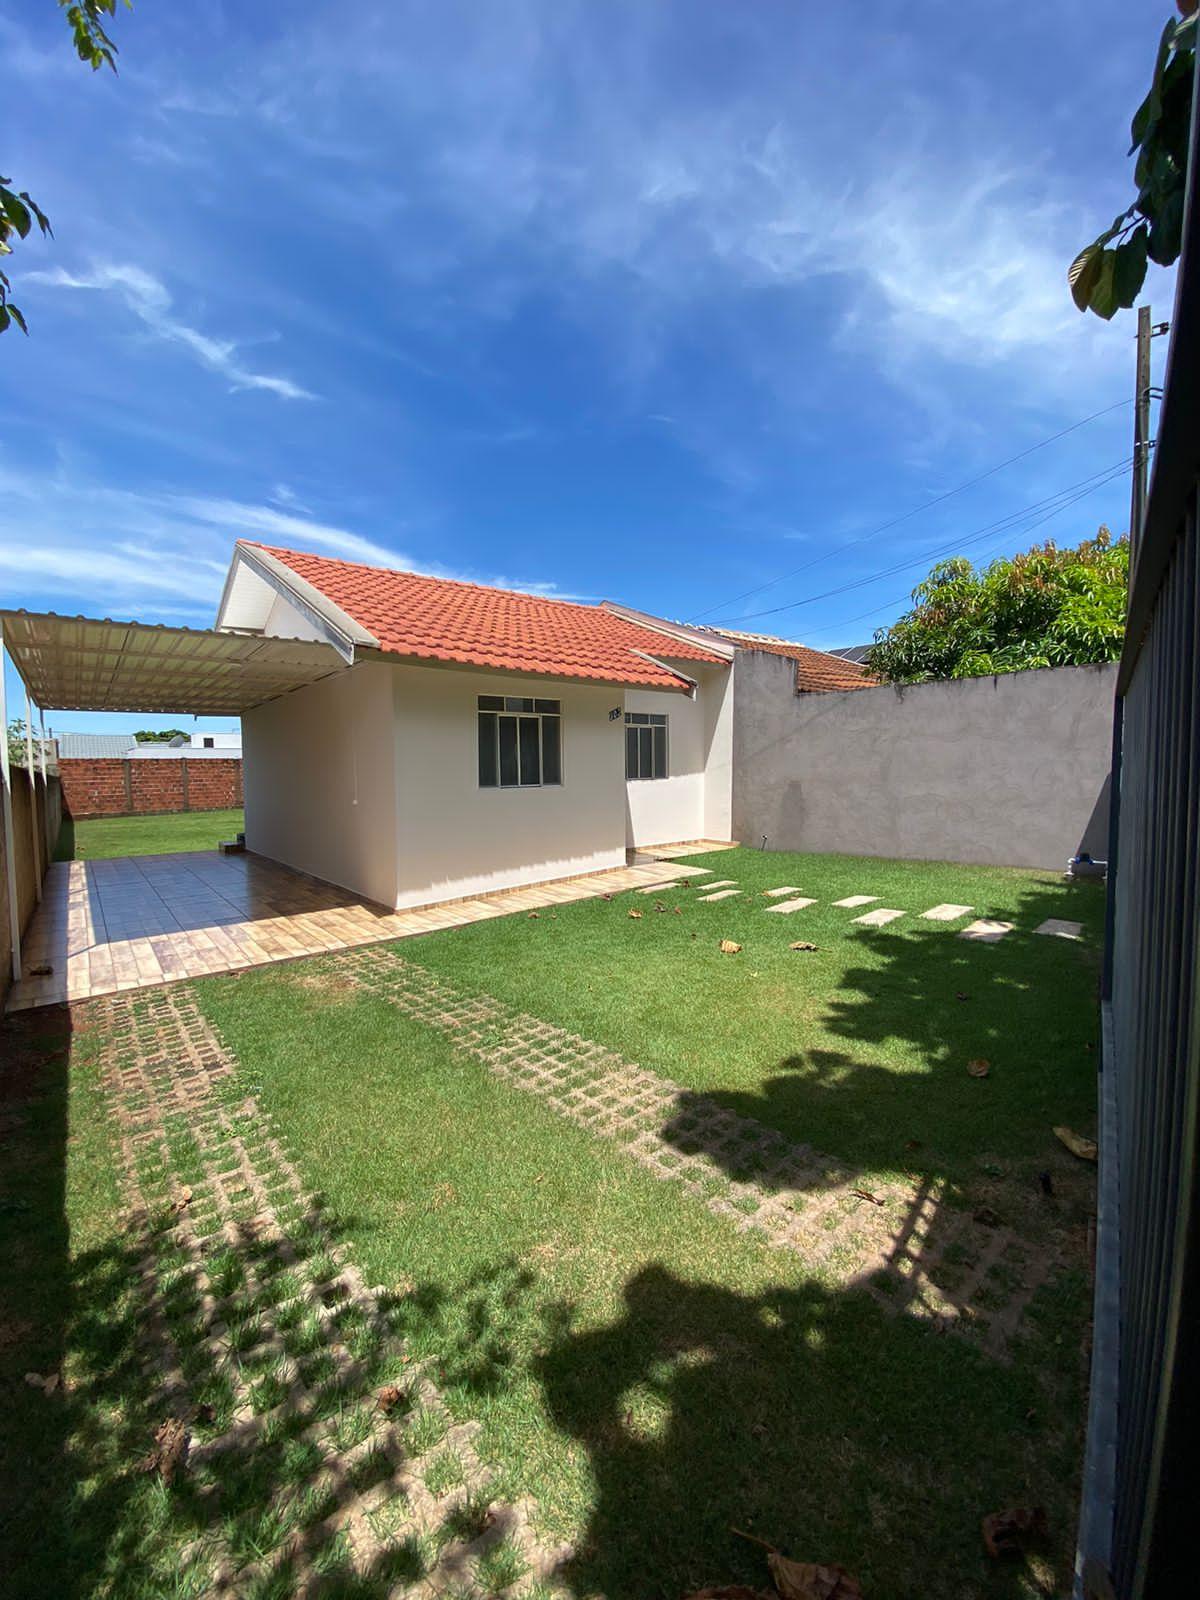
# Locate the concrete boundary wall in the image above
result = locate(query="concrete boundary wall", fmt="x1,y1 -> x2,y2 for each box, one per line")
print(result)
1,768 -> 61,1008
732,652 -> 1117,871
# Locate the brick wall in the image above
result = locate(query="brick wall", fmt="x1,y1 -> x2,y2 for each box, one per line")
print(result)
59,758 -> 243,820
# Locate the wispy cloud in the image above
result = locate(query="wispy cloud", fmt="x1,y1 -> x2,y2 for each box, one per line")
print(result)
27,264 -> 316,400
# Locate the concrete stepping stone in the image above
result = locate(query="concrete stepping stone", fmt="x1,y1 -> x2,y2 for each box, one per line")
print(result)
960,919 -> 1014,943
701,880 -> 738,890
698,888 -> 741,902
637,882 -> 683,894
765,897 -> 817,914
921,903 -> 973,922
853,907 -> 905,927
834,895 -> 877,908
1034,918 -> 1083,940
763,886 -> 803,898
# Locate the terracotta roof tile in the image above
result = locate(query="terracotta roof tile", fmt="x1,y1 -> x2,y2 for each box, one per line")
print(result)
250,544 -> 728,690
709,627 -> 877,692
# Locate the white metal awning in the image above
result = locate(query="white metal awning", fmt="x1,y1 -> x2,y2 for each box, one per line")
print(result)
0,610 -> 349,715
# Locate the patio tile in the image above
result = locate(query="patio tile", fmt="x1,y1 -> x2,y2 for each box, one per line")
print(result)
921,903 -> 974,921
853,907 -> 906,927
763,885 -> 803,897
765,896 -> 817,914
1034,918 -> 1083,940
834,895 -> 878,908
697,888 -> 741,901
960,918 -> 1014,943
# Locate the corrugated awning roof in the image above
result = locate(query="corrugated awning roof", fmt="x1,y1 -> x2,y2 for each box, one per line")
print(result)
0,611 -> 347,715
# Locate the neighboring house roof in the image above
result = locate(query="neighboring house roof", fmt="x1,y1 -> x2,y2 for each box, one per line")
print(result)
127,745 -> 241,759
705,627 -> 877,692
247,543 -> 729,691
828,644 -> 873,664
57,732 -> 138,758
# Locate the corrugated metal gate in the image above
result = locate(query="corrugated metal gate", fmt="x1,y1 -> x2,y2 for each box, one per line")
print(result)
1076,55 -> 1200,1600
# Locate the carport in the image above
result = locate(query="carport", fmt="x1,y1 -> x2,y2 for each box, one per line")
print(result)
0,609 -> 349,1001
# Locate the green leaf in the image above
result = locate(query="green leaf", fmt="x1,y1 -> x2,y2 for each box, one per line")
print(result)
1088,251 -> 1120,321
1068,243 -> 1104,311
6,301 -> 27,334
1148,185 -> 1185,265
1112,226 -> 1150,308
1,191 -> 32,240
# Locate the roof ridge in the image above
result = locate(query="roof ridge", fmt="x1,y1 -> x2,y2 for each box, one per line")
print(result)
245,541 -> 609,616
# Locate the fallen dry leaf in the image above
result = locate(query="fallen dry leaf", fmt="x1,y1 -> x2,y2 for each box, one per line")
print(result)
851,1189 -> 883,1207
528,912 -> 540,920
719,939 -> 742,954
955,990 -> 970,1002
973,1206 -> 1002,1228
24,1371 -> 59,1393
769,1552 -> 864,1600
1053,1126 -> 1098,1162
171,1186 -> 194,1214
788,941 -> 820,952
981,1505 -> 1048,1559
673,906 -> 684,915
138,1417 -> 190,1485
967,1058 -> 991,1078
377,1384 -> 405,1414
628,909 -> 644,920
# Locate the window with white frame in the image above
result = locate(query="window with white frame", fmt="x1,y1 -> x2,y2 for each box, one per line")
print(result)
478,696 -> 562,788
625,711 -> 668,780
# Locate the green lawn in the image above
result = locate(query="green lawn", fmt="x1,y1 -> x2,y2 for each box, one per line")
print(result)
0,846 -> 1099,1598
404,846 -> 1104,1210
54,807 -> 244,861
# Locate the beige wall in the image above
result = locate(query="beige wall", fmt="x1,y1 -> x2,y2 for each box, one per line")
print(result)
623,660 -> 734,847
392,662 -> 626,908
242,662 -> 400,906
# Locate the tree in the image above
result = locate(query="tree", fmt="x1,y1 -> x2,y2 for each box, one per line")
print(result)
863,529 -> 1129,684
1069,4 -> 1196,319
135,729 -> 189,743
1,2 -> 130,335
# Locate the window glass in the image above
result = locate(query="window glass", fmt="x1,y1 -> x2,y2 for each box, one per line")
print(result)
479,694 -> 504,711
542,716 -> 562,785
534,698 -> 560,714
653,724 -> 667,779
505,696 -> 535,713
498,716 -> 519,786
626,726 -> 638,780
518,716 -> 541,785
478,713 -> 498,786
639,725 -> 653,776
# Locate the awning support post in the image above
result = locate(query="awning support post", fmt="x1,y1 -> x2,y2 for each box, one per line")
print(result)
0,620 -> 22,983
25,691 -> 42,903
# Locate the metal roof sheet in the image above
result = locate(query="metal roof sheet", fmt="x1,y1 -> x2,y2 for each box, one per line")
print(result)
1,611 -> 346,715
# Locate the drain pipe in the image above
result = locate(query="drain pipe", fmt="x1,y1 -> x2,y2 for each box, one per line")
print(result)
25,690 -> 41,902
0,620 -> 22,984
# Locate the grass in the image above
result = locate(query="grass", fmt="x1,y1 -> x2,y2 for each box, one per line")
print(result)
53,807 -> 244,861
403,846 -> 1104,1204
191,927 -> 1093,1600
0,846 -> 1099,1598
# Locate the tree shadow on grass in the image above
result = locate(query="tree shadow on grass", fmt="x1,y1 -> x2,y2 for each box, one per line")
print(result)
444,1254 -> 1077,1600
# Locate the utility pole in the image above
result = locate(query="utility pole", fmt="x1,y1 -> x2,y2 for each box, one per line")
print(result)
1131,303 -> 1152,565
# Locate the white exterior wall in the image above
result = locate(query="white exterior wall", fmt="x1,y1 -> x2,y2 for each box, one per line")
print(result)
392,662 -> 626,908
242,662 -> 399,907
262,590 -> 329,644
623,660 -> 734,847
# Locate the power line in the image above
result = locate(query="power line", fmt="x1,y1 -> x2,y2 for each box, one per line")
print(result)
685,396 -> 1133,623
715,456 -> 1133,626
787,461 -> 1134,649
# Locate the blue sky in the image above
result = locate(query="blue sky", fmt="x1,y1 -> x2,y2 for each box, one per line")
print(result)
1,0 -> 1171,733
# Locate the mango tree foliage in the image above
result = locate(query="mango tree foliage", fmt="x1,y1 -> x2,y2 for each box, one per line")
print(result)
863,530 -> 1130,684
1069,5 -> 1196,319
1,2 -> 130,336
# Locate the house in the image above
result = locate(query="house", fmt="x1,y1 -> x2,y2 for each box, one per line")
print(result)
129,731 -> 243,758
702,626 -> 875,692
214,540 -> 739,910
